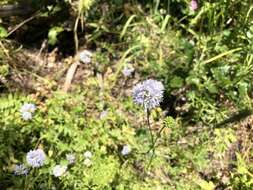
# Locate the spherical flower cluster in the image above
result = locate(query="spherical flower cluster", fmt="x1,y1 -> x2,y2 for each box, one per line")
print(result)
13,164 -> 29,176
20,103 -> 36,120
26,149 -> 46,168
52,165 -> 67,177
132,79 -> 164,111
121,145 -> 131,156
66,153 -> 76,164
122,64 -> 135,77
79,50 -> 93,64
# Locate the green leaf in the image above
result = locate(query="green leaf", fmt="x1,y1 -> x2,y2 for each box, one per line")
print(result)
198,179 -> 215,190
170,76 -> 184,88
0,26 -> 8,38
48,26 -> 64,45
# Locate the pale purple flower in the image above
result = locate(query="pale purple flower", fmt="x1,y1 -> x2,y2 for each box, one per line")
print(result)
13,164 -> 29,176
26,149 -> 46,168
132,79 -> 164,110
99,110 -> 108,119
122,65 -> 135,77
20,103 -> 36,113
190,0 -> 198,11
20,103 -> 36,120
66,153 -> 76,164
121,145 -> 131,156
52,165 -> 67,177
79,50 -> 93,64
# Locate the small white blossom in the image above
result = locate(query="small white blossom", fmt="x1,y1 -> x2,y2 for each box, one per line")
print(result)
79,50 -> 93,64
83,151 -> 92,159
52,165 -> 67,177
83,158 -> 92,167
20,103 -> 36,120
121,145 -> 131,156
20,103 -> 36,113
21,112 -> 32,120
66,153 -> 76,164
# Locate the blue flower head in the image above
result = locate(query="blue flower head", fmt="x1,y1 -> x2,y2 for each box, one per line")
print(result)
13,164 -> 29,176
132,79 -> 164,111
26,149 -> 46,168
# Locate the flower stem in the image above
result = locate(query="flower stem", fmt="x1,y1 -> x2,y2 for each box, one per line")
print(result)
146,109 -> 154,145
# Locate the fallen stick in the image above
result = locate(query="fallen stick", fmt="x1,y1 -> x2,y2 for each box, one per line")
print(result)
63,61 -> 79,92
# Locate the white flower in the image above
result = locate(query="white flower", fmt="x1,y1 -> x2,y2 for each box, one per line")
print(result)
20,103 -> 36,120
83,151 -> 92,159
52,165 -> 67,177
20,103 -> 36,113
79,50 -> 93,64
21,112 -> 32,120
83,158 -> 92,167
66,153 -> 76,164
121,145 -> 131,156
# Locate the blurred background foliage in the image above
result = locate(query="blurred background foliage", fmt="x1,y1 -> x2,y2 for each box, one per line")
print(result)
0,0 -> 253,189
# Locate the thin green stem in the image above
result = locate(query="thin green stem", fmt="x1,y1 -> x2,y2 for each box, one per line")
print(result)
146,109 -> 156,169
146,109 -> 154,146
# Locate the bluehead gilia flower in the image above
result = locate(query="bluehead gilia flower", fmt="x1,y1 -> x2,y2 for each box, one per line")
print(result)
132,79 -> 164,111
13,164 -> 29,176
26,149 -> 46,168
52,165 -> 67,177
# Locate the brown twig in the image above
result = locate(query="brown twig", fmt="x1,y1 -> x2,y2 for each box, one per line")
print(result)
7,11 -> 40,37
63,61 -> 79,92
